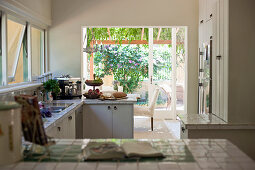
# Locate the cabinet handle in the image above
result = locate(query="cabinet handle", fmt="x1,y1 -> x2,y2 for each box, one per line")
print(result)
114,106 -> 117,110
200,20 -> 204,24
108,106 -> 111,110
216,55 -> 222,60
57,127 -> 61,131
68,116 -> 72,120
181,127 -> 185,133
210,14 -> 213,18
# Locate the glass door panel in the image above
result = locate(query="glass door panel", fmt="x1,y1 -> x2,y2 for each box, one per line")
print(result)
153,44 -> 172,111
151,28 -> 174,118
176,28 -> 186,112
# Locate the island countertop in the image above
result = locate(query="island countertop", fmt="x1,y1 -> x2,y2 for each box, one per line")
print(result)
83,98 -> 137,104
178,113 -> 255,130
1,139 -> 254,170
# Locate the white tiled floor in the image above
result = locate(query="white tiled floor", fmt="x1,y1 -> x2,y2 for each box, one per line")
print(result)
134,117 -> 176,139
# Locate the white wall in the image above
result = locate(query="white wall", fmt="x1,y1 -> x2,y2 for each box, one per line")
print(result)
49,0 -> 199,114
0,0 -> 52,27
228,0 -> 255,123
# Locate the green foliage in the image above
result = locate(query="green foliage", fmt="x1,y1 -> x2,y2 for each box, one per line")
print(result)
94,45 -> 148,93
43,79 -> 60,94
93,45 -> 176,93
89,27 -> 186,93
153,28 -> 172,40
153,45 -> 172,81
86,28 -> 149,47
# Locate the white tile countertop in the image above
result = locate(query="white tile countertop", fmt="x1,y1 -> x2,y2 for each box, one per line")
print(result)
43,99 -> 84,131
1,139 -> 254,170
178,113 -> 255,129
83,98 -> 137,104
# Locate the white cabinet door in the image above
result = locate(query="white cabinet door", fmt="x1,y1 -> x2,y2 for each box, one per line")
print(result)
67,111 -> 76,139
55,121 -> 64,138
112,104 -> 133,138
46,126 -> 57,138
75,105 -> 83,139
83,105 -> 113,138
199,0 -> 206,23
55,118 -> 68,139
206,0 -> 217,21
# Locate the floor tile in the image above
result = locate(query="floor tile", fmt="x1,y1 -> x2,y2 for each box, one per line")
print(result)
97,163 -> 117,170
55,162 -> 77,170
117,163 -> 137,170
218,162 -> 242,170
13,162 -> 37,170
178,163 -> 201,170
197,160 -> 220,169
34,163 -> 57,170
158,162 -> 180,170
75,162 -> 97,170
138,162 -> 159,170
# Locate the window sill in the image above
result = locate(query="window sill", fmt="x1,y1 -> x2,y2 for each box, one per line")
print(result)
0,82 -> 42,94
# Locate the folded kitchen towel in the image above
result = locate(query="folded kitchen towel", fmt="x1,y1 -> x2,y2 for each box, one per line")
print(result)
83,141 -> 164,160
121,141 -> 164,158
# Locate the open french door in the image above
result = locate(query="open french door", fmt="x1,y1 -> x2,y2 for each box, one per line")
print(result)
148,28 -> 178,120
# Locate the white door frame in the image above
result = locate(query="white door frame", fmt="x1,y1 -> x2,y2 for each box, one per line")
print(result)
81,26 -> 188,120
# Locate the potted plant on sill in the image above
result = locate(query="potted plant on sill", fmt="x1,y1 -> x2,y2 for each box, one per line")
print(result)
43,79 -> 60,100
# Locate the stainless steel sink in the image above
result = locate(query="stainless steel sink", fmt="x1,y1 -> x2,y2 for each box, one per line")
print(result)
49,106 -> 66,113
41,103 -> 72,113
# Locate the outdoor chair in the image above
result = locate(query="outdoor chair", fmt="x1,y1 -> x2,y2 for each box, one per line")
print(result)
134,88 -> 160,131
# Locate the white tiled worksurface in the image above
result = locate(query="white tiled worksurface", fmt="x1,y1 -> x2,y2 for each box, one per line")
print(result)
0,139 -> 254,170
43,100 -> 84,130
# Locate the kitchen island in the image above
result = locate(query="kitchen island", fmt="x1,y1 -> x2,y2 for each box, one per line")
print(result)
178,113 -> 255,160
1,139 -> 254,170
44,98 -> 137,139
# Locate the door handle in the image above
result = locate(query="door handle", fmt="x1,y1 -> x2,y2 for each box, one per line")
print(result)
114,106 -> 117,110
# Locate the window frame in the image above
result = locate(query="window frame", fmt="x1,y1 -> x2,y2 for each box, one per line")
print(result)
7,19 -> 26,83
30,24 -> 45,78
0,11 -> 47,87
